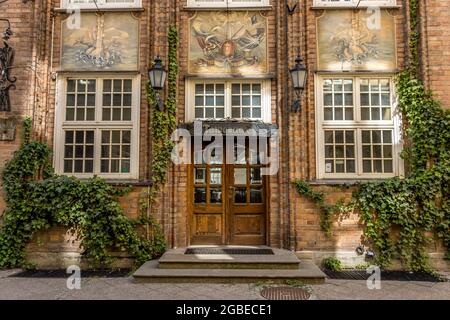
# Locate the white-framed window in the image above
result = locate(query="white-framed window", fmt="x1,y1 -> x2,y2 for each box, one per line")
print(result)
54,75 -> 140,180
186,0 -> 269,9
315,75 -> 404,179
313,0 -> 396,7
61,0 -> 141,10
185,80 -> 271,123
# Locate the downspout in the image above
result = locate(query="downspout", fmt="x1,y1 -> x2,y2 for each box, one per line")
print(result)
284,0 -> 292,250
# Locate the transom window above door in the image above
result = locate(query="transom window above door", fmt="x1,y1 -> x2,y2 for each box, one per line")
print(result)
186,0 -> 270,9
313,0 -> 396,7
186,80 -> 271,123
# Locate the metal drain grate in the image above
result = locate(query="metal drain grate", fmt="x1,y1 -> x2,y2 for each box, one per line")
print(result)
260,287 -> 311,300
185,248 -> 274,255
322,270 -> 445,282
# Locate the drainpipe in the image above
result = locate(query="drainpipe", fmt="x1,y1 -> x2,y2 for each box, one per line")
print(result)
284,0 -> 293,251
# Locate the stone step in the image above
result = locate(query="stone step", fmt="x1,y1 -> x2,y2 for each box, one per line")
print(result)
158,248 -> 301,270
133,260 -> 326,284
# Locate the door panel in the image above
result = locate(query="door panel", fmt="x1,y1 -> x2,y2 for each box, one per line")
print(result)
190,138 -> 267,245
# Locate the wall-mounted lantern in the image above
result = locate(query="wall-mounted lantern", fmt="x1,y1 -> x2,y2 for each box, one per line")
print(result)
289,56 -> 307,112
148,56 -> 167,112
0,18 -> 15,112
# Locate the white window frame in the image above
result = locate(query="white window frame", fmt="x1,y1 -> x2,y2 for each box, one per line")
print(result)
186,0 -> 269,9
315,74 -> 404,180
313,0 -> 396,7
54,74 -> 140,180
185,80 -> 271,123
61,0 -> 142,10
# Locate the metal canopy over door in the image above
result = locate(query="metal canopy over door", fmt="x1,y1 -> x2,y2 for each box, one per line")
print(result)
190,137 -> 268,245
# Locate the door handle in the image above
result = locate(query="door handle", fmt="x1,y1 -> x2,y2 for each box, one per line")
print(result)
228,186 -> 235,199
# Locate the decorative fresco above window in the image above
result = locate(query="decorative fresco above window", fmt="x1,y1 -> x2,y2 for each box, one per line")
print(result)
61,12 -> 139,71
186,0 -> 269,8
188,11 -> 268,75
316,10 -> 396,71
313,0 -> 396,7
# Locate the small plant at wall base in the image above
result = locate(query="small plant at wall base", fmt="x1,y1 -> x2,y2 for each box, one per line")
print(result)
293,0 -> 450,272
0,118 -> 164,268
321,257 -> 342,271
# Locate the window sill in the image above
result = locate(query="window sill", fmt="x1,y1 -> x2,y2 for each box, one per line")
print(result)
74,179 -> 152,186
310,5 -> 401,10
183,6 -> 273,11
54,7 -> 145,13
307,178 -> 402,186
184,73 -> 275,80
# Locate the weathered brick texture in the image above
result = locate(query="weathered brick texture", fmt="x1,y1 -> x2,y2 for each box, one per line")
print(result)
0,0 -> 448,269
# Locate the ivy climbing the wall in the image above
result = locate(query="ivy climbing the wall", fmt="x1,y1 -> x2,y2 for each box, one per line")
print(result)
145,25 -> 179,207
0,118 -> 164,269
293,0 -> 450,271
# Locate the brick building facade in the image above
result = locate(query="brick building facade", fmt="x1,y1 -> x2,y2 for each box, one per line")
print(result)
0,0 -> 449,269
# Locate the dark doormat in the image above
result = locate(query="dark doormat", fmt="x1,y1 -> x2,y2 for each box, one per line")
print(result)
10,269 -> 132,278
185,248 -> 274,255
322,269 -> 446,282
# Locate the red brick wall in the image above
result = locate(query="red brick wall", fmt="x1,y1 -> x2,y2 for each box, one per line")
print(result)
420,0 -> 450,109
0,0 -> 449,269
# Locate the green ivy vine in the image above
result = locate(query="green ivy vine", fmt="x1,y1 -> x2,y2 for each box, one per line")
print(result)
144,25 -> 179,208
293,180 -> 354,236
0,118 -> 164,269
294,1 -> 450,271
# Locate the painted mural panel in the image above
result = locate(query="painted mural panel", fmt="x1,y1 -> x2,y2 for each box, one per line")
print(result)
61,13 -> 139,71
189,11 -> 268,75
317,10 -> 396,71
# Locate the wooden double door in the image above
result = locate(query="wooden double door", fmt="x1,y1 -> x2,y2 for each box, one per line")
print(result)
190,139 -> 267,245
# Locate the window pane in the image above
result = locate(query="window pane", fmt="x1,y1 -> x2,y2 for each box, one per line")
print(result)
324,108 -> 333,120
346,160 -> 355,173
216,84 -> 224,94
210,168 -> 222,185
252,108 -> 261,118
194,168 -> 206,184
67,94 -> 75,106
195,84 -> 203,94
361,130 -> 394,174
86,108 -> 95,121
235,188 -> 247,203
67,80 -> 76,92
205,84 -> 214,94
324,93 -> 333,106
335,131 -> 344,143
66,108 -> 75,121
210,189 -> 222,204
250,168 -> 262,185
194,188 -> 207,204
384,160 -> 393,173
216,96 -> 224,106
216,108 -> 225,118
234,168 -> 247,185
250,188 -> 263,203
345,131 -> 354,143
325,131 -> 334,143
112,131 -> 121,143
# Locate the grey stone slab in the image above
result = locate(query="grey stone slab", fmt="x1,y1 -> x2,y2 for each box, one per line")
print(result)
133,260 -> 326,284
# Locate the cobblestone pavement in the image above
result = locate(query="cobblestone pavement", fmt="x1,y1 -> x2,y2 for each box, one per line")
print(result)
0,269 -> 449,300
